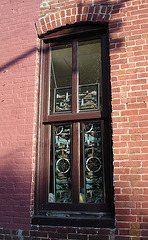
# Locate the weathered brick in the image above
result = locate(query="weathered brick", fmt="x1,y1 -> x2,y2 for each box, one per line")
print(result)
68,233 -> 87,239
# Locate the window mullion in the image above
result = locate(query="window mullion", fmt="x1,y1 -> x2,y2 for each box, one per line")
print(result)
72,41 -> 79,204
72,122 -> 80,204
72,40 -> 78,114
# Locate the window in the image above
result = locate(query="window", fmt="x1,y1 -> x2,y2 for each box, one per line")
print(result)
33,24 -> 114,227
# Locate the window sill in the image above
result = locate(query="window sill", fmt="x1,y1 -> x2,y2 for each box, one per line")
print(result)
32,212 -> 114,228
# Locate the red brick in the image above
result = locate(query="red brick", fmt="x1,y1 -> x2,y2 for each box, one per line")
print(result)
95,6 -> 100,14
116,222 -> 130,229
68,233 -> 87,239
116,216 -> 136,222
120,160 -> 141,167
61,10 -> 65,17
97,14 -> 104,22
92,14 -> 98,22
120,174 -> 141,181
116,209 -> 131,215
119,230 -> 130,238
115,195 -> 130,202
121,110 -> 138,116
122,188 -> 132,195
114,168 -> 129,174
89,6 -> 94,14
142,161 -> 148,167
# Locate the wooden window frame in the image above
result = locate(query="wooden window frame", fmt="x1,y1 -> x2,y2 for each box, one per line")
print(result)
32,23 -> 114,228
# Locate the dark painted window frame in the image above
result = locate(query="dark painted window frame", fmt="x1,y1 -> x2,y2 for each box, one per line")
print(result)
32,23 -> 114,228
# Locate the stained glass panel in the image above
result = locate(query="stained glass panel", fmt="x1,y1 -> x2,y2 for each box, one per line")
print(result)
80,121 -> 104,203
49,124 -> 72,203
79,83 -> 100,110
54,87 -> 72,112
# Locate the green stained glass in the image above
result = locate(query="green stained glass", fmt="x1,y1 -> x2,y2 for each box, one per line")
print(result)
54,87 -> 72,112
80,121 -> 104,203
79,83 -> 100,111
49,124 -> 72,203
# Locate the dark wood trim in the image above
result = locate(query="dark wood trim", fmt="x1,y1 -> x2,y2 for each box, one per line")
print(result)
32,215 -> 114,228
43,125 -> 50,207
101,29 -> 114,216
101,33 -> 110,114
103,120 -> 114,214
43,111 -> 103,123
39,43 -> 50,208
40,22 -> 107,41
72,41 -> 78,114
43,43 -> 50,120
72,123 -> 80,204
44,202 -> 108,212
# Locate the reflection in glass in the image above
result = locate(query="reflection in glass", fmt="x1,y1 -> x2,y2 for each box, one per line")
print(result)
80,121 -> 104,203
50,44 -> 72,114
79,39 -> 102,111
49,124 -> 72,203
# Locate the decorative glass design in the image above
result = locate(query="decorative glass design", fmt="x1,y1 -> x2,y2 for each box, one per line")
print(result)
79,83 -> 100,111
50,44 -> 72,114
54,87 -> 72,112
80,121 -> 104,203
53,124 -> 72,203
79,39 -> 102,110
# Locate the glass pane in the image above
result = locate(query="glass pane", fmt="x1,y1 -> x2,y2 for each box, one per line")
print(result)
49,124 -> 72,203
79,39 -> 102,111
50,44 -> 72,114
80,121 -> 104,203
79,83 -> 100,111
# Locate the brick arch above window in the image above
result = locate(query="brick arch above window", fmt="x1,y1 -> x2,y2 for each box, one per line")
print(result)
38,0 -> 113,36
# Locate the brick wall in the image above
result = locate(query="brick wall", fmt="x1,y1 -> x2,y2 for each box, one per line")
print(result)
0,0 -> 148,239
0,0 -> 40,230
109,0 -> 148,239
0,226 -> 115,240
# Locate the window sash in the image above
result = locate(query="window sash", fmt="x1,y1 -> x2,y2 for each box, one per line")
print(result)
42,34 -> 109,124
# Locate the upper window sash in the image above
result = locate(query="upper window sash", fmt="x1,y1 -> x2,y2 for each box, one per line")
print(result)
42,34 -> 110,124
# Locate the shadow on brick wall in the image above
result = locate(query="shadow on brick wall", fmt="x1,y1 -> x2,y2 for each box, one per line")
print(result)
0,0 -> 130,73
0,148 -> 32,229
0,47 -> 38,72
